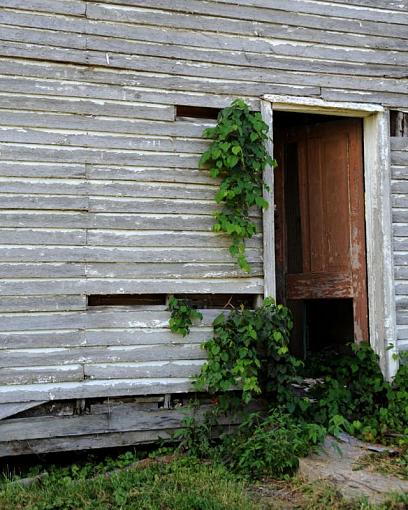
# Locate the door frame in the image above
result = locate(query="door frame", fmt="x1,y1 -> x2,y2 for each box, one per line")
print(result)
260,95 -> 398,379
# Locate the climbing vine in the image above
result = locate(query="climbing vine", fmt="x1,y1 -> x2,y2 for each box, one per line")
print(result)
200,99 -> 276,272
168,296 -> 203,337
194,297 -> 303,407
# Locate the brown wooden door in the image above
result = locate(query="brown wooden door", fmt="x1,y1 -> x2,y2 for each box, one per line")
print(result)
275,119 -> 368,342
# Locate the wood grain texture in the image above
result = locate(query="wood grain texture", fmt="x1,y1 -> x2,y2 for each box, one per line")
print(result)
0,0 -> 407,411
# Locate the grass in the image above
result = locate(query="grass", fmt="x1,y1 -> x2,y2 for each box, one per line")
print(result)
252,477 -> 408,510
1,452 -> 408,510
353,448 -> 408,481
0,455 -> 260,510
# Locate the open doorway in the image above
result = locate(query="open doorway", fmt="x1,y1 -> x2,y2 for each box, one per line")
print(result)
273,111 -> 369,358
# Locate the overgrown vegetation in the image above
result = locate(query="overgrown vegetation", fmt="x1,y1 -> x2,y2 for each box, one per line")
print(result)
200,99 -> 276,272
173,298 -> 408,482
167,296 -> 203,336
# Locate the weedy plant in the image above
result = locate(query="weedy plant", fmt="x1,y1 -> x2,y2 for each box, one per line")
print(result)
195,297 -> 304,409
167,296 -> 203,337
304,346 -> 408,444
219,409 -> 326,479
199,99 -> 276,272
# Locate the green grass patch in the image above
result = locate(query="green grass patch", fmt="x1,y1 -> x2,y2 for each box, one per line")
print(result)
0,456 -> 259,510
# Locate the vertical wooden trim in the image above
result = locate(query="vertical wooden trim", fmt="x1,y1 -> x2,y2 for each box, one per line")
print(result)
364,112 -> 398,379
260,100 -> 276,299
348,121 -> 369,342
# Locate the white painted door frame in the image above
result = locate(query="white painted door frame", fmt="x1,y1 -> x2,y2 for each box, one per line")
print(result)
261,95 -> 398,379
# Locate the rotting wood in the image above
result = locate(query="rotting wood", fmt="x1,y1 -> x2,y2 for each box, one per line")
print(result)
0,401 -> 47,421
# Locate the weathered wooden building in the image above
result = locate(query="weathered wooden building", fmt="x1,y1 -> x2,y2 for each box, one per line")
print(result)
0,0 -> 407,455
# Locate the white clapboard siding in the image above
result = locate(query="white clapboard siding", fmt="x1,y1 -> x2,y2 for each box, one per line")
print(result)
0,307 -> 221,399
391,137 -> 408,351
1,0 -> 407,410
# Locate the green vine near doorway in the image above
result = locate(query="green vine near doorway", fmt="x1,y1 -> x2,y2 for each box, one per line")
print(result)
168,296 -> 203,337
199,99 -> 276,272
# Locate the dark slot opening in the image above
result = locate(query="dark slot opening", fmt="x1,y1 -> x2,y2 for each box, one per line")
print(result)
390,110 -> 408,137
284,142 -> 303,274
175,105 -> 220,120
174,294 -> 256,309
87,294 -> 166,307
304,298 -> 354,354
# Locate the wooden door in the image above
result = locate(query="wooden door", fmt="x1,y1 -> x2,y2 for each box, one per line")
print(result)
275,119 -> 368,342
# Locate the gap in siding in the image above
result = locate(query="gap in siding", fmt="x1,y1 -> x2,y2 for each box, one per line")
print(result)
390,110 -> 408,137
175,105 -> 220,120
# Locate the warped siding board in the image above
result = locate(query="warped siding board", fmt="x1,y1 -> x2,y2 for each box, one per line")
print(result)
0,211 -> 88,228
85,262 -> 263,279
0,278 -> 262,296
0,128 -> 210,154
0,309 -> 222,333
0,111 -> 212,139
84,278 -> 263,295
0,331 -> 85,350
0,162 -> 86,178
0,0 -> 86,16
0,429 -> 175,456
88,183 -> 217,200
0,211 -> 236,231
0,401 -> 48,421
320,88 -> 408,109
0,229 -> 86,246
0,296 -> 86,313
0,178 -> 87,196
0,328 -> 211,350
89,214 -> 219,231
0,179 -> 214,199
0,93 -> 176,120
0,406 -> 215,442
4,362 -> 201,387
0,365 -> 85,386
84,329 -> 211,347
0,195 -> 88,211
0,379 -> 195,404
84,360 -> 205,380
0,344 -> 205,369
87,167 -> 215,184
88,197 -> 218,216
0,246 -> 262,263
0,144 -> 199,167
87,231 -> 262,248
0,263 -> 84,279
0,279 -> 86,296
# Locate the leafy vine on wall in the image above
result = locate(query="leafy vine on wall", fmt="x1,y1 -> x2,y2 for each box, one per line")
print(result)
200,99 -> 276,272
